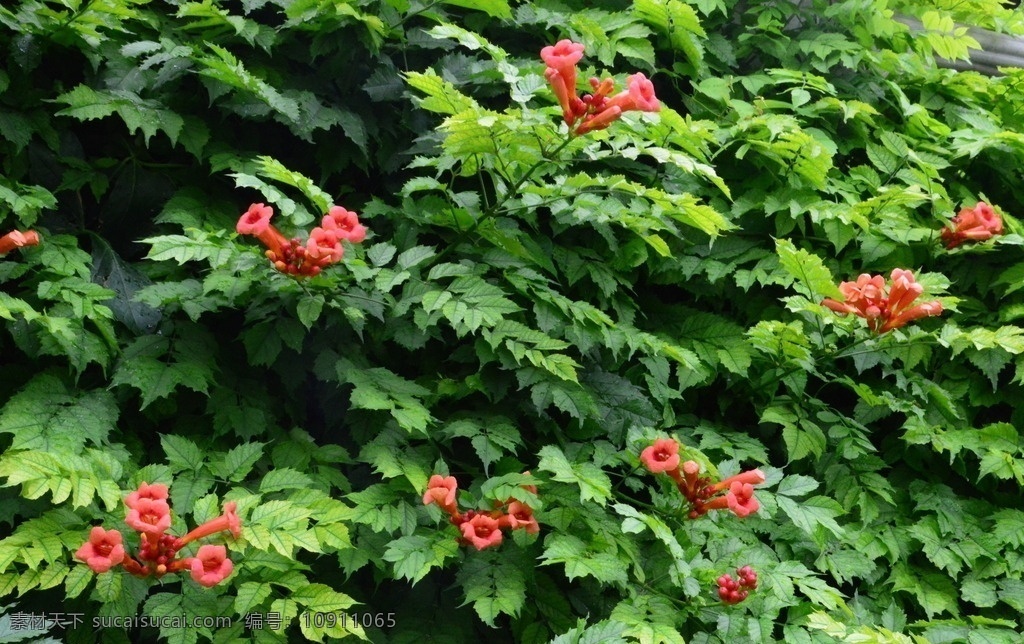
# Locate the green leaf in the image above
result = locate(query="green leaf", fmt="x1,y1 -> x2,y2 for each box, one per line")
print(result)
211,441 -> 265,482
404,69 -> 478,115
776,475 -> 819,498
537,446 -> 612,505
296,295 -> 325,329
234,581 -> 273,615
778,495 -> 845,543
91,238 -> 161,335
457,557 -> 526,627
439,0 -> 512,20
143,232 -> 234,267
194,44 -> 300,122
891,564 -> 958,619
540,534 -> 628,585
775,238 -> 841,299
550,619 -> 628,644
795,575 -> 845,610
256,155 -> 333,213
161,434 -> 205,471
292,583 -> 362,640
259,468 -> 316,493
0,374 -> 117,452
633,0 -> 705,70
0,178 -> 57,227
383,534 -> 460,585
111,336 -> 214,409
54,85 -> 184,146
612,504 -> 690,584
337,360 -> 433,434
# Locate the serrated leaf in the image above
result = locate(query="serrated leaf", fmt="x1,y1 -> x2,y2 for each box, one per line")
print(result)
54,85 -> 184,146
259,468 -> 316,493
776,475 -> 819,498
338,361 -> 433,434
540,534 -> 628,585
91,239 -> 161,335
0,374 -> 117,452
439,0 -> 511,19
211,441 -> 265,481
778,495 -> 845,542
235,581 -> 273,614
383,534 -> 459,584
161,434 -> 205,471
776,238 -> 841,299
537,446 -> 612,505
296,295 -> 325,329
457,557 -> 525,627
404,69 -> 478,115
891,564 -> 958,619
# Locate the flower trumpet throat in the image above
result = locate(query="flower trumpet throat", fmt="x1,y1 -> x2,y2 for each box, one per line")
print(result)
821,268 -> 943,333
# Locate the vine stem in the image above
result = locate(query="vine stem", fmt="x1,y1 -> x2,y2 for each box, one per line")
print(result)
427,135 -> 576,267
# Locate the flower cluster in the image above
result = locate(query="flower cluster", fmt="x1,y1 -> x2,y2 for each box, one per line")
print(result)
541,39 -> 660,136
74,482 -> 241,588
423,474 -> 539,551
821,268 -> 943,333
0,229 -> 40,255
640,438 -> 765,519
235,203 -> 367,277
941,201 -> 1003,249
717,566 -> 758,605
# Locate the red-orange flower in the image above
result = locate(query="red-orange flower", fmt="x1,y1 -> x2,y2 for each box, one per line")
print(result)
306,227 -> 343,264
540,41 -> 658,136
640,438 -> 680,474
0,229 -> 40,253
0,229 -> 40,255
74,527 -> 125,573
174,502 -> 242,550
236,203 -> 273,235
236,203 -> 287,259
423,475 -> 459,516
711,469 -> 766,493
236,202 -> 366,278
576,73 -> 660,135
323,206 -> 367,243
541,40 -> 585,124
941,201 -> 1003,249
460,514 -> 503,550
704,481 -> 760,518
503,502 -> 540,534
125,482 -> 169,510
125,498 -> 172,536
541,40 -> 585,84
822,269 -> 942,333
725,482 -> 760,518
520,471 -> 538,495
188,544 -> 234,587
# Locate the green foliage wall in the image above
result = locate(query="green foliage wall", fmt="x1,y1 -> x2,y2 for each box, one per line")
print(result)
2,0 -> 1024,642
